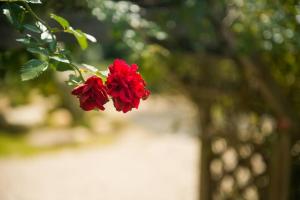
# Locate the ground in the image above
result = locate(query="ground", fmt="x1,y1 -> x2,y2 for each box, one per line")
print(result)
0,95 -> 200,200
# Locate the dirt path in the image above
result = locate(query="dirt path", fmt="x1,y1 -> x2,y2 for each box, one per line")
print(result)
0,130 -> 199,200
0,96 -> 200,200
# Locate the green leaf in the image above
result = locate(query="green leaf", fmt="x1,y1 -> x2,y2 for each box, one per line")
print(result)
49,55 -> 70,64
60,49 -> 72,60
16,35 -> 40,47
0,0 -> 41,2
84,33 -> 97,43
99,70 -> 109,77
16,37 -> 32,45
26,0 -> 42,3
2,0 -> 43,3
23,24 -> 41,33
66,74 -> 82,86
50,60 -> 73,71
48,39 -> 57,52
27,47 -> 48,56
35,21 -> 47,32
81,64 -> 107,79
21,59 -> 48,81
38,30 -> 56,52
49,56 -> 72,71
2,4 -> 25,30
81,63 -> 98,73
66,28 -> 88,50
50,13 -> 70,29
41,31 -> 52,40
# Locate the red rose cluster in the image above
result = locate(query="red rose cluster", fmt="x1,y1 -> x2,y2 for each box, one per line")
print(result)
71,59 -> 150,113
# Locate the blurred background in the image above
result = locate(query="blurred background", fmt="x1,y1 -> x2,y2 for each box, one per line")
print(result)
0,0 -> 300,200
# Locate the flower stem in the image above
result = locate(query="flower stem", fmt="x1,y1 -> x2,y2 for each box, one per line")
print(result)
70,63 -> 85,82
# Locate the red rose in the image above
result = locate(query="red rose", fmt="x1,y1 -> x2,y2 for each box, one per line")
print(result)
71,76 -> 109,111
106,59 -> 150,113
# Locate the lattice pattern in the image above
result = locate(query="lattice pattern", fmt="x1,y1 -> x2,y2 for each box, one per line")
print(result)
208,114 -> 275,200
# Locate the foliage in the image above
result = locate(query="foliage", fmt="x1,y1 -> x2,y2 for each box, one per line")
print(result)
1,0 -> 151,115
126,0 -> 300,130
1,0 -> 100,84
2,0 -> 299,127
87,0 -> 166,57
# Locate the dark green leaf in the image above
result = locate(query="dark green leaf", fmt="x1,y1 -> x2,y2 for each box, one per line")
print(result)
49,56 -> 72,71
23,24 -> 41,33
50,61 -> 73,72
41,31 -> 52,41
16,35 -> 40,47
35,21 -> 47,32
50,13 -> 70,29
60,49 -> 72,60
27,47 -> 49,56
0,0 -> 41,3
38,31 -> 56,52
16,37 -> 31,45
2,4 -> 25,30
26,0 -> 42,3
48,41 -> 56,52
21,59 -> 48,81
49,55 -> 69,63
47,38 -> 57,53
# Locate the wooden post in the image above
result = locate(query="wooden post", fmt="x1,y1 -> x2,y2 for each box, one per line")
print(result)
199,136 -> 212,200
198,104 -> 212,200
269,132 -> 291,200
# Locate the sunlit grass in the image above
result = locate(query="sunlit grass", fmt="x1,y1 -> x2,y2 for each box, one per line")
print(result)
0,133 -> 37,156
0,131 -> 119,158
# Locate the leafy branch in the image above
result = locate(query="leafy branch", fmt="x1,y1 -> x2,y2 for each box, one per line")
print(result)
1,0 -> 103,85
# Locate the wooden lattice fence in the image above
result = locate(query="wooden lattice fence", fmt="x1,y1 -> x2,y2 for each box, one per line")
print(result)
200,114 -> 291,200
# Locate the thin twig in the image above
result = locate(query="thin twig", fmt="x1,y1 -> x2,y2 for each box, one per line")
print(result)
23,2 -> 52,32
70,63 -> 85,82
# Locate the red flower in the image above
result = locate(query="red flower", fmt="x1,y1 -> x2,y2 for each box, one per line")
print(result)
71,76 -> 109,111
106,59 -> 150,113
